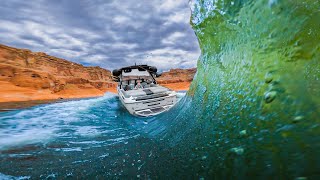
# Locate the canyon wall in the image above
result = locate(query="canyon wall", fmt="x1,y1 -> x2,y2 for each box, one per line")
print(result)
157,68 -> 196,84
0,44 -> 116,102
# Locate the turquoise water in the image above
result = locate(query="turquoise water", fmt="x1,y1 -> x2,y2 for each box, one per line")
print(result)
0,92 -> 187,179
1,0 -> 320,179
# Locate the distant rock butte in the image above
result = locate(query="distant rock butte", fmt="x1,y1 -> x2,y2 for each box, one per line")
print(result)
156,68 -> 196,91
157,68 -> 196,84
0,44 -> 196,102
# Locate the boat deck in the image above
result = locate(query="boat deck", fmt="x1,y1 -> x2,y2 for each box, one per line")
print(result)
122,86 -> 170,98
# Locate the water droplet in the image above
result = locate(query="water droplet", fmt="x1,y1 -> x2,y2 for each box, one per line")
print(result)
276,125 -> 294,132
201,155 -> 207,160
239,130 -> 247,137
268,0 -> 278,7
264,91 -> 277,103
265,73 -> 273,83
230,147 -> 244,155
292,116 -> 304,123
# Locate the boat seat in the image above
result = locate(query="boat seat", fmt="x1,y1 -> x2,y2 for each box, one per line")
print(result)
149,86 -> 169,93
123,89 -> 147,97
122,86 -> 170,97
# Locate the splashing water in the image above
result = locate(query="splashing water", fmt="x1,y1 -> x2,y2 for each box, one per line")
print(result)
1,0 -> 320,178
0,92 -> 187,178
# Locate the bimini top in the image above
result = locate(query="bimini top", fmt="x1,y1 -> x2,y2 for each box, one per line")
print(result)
122,69 -> 150,77
119,65 -> 156,72
112,65 -> 157,78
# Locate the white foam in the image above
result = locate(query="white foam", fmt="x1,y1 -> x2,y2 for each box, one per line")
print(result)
99,153 -> 110,158
0,94 -> 117,150
74,126 -> 101,136
176,91 -> 186,99
72,160 -> 89,164
55,147 -> 82,152
0,173 -> 30,180
69,140 -> 105,144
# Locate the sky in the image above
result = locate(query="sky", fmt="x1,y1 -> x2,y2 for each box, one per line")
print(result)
0,0 -> 200,71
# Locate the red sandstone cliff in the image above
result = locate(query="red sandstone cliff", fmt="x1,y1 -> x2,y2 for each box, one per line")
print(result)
157,68 -> 196,91
0,44 -> 117,102
157,68 -> 196,84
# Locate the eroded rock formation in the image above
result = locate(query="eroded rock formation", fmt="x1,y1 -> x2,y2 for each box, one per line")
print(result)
0,44 -> 116,102
157,68 -> 196,84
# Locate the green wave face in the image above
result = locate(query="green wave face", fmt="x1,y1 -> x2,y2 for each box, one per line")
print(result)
162,0 -> 320,178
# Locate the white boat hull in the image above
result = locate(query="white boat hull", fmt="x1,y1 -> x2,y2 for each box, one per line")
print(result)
117,87 -> 177,117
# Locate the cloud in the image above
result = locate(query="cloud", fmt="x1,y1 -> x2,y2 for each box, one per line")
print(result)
162,32 -> 186,45
82,54 -> 108,64
0,0 -> 200,70
159,0 -> 186,12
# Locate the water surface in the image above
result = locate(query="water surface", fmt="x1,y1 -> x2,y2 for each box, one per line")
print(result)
0,92 -> 186,179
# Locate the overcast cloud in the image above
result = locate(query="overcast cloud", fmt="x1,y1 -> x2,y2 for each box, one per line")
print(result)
0,0 -> 200,71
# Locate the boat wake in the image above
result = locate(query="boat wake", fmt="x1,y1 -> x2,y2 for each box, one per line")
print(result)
0,92 -> 187,178
0,93 -> 119,150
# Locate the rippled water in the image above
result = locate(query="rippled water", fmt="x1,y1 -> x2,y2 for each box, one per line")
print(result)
1,0 -> 320,179
0,92 -> 187,179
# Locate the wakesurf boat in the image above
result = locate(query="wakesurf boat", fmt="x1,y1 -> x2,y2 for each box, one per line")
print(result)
112,65 -> 177,117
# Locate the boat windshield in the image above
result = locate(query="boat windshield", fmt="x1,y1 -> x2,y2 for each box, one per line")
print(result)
122,79 -> 156,91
